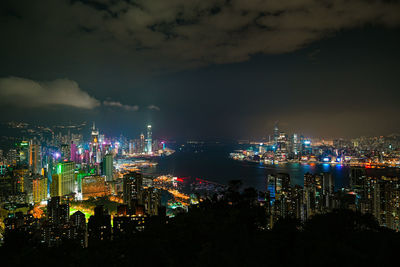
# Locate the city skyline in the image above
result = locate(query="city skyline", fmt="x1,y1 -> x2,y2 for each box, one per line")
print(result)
2,120 -> 400,144
1,1 -> 400,265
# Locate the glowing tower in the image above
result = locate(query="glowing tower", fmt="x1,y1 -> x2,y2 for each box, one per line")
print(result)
146,125 -> 152,154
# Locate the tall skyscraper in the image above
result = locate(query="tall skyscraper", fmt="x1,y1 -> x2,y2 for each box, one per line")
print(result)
146,125 -> 152,154
91,122 -> 99,143
70,142 -> 77,162
141,187 -> 161,216
90,122 -> 99,163
322,172 -> 335,210
29,141 -> 41,174
32,176 -> 47,203
266,173 -> 291,225
70,210 -> 87,247
61,144 -> 71,161
88,205 -> 111,245
273,122 -> 279,146
47,196 -> 69,225
18,141 -> 30,166
291,134 -> 299,156
102,154 -> 113,182
267,173 -> 290,202
123,172 -> 143,207
6,148 -> 17,166
140,133 -> 145,154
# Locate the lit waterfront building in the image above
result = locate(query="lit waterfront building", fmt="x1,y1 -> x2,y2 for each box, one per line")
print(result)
273,122 -> 279,146
291,133 -> 299,156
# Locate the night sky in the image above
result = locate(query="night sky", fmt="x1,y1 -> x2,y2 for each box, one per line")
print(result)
0,0 -> 399,140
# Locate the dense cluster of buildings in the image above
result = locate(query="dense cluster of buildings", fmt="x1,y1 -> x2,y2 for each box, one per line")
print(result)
265,168 -> 400,231
2,171 -> 165,247
0,123 -> 168,204
0,123 -> 170,246
232,123 -> 400,166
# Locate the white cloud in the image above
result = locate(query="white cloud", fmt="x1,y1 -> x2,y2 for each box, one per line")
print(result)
0,76 -> 100,109
147,105 -> 160,111
103,100 -> 139,111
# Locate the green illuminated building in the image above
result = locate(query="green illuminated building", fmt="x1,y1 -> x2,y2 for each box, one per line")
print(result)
102,154 -> 113,182
50,161 -> 75,197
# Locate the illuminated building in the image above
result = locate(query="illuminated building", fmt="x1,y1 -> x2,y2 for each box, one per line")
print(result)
47,196 -> 69,225
266,173 -> 291,225
273,122 -> 279,145
129,140 -> 135,154
146,125 -> 152,154
70,142 -> 77,162
113,213 -> 147,239
123,172 -> 143,207
117,204 -> 128,216
70,211 -> 87,247
303,172 -> 319,219
50,161 -> 75,197
140,133 -> 145,153
302,172 -> 335,218
90,122 -> 99,163
61,144 -> 70,161
6,148 -> 17,166
301,139 -> 312,155
17,141 -> 29,166
4,212 -> 38,244
350,167 -> 366,188
267,173 -> 290,202
0,164 -> 7,175
32,176 -> 47,203
0,175 -> 14,202
81,175 -> 110,199
322,172 -> 335,209
291,133 -> 299,156
28,141 -> 41,174
91,122 -> 99,145
352,176 -> 400,230
291,185 -> 304,220
88,205 -> 112,245
13,168 -> 29,193
102,153 -> 113,182
141,187 -> 161,216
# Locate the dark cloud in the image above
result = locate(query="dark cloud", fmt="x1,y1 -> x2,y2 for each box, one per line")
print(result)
1,0 -> 399,70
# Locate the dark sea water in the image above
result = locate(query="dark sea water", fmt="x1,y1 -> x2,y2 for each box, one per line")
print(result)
146,143 -> 400,192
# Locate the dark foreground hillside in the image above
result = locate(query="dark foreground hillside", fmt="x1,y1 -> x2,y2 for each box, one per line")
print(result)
1,190 -> 399,267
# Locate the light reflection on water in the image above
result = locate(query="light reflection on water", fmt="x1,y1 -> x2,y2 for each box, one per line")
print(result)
147,144 -> 400,192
